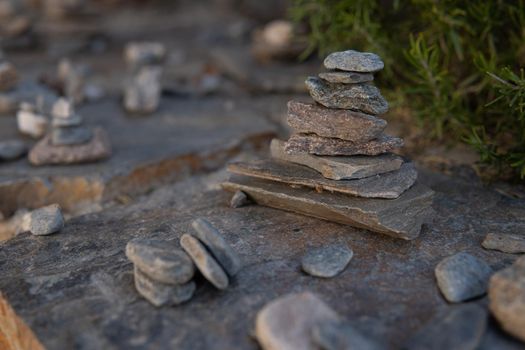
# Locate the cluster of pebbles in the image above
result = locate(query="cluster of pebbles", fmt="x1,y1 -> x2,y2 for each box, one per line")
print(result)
224,49 -> 434,240
126,218 -> 241,307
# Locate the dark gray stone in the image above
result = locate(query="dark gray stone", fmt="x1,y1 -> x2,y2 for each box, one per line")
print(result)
435,252 -> 493,303
482,233 -> 525,254
323,50 -> 384,73
319,71 -> 374,84
312,320 -> 383,350
51,126 -> 93,146
28,204 -> 64,236
52,114 -> 83,127
230,190 -> 251,208
0,140 -> 26,161
134,266 -> 195,307
302,244 -> 353,278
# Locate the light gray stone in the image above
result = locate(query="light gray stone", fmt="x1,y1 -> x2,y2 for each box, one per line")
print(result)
28,204 -> 64,236
302,244 -> 353,278
482,233 -> 525,254
230,190 -> 250,208
324,50 -> 384,72
312,320 -> 383,350
51,126 -> 93,146
126,238 -> 195,285
435,252 -> 493,303
180,233 -> 229,290
0,140 -> 26,161
134,266 -> 195,307
305,77 -> 388,114
124,66 -> 162,114
16,103 -> 48,138
319,71 -> 374,84
191,218 -> 241,276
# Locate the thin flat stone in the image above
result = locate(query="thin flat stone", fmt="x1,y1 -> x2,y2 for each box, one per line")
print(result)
51,126 -> 93,146
191,218 -> 242,277
482,232 -> 525,254
180,233 -> 229,290
271,139 -> 403,180
302,244 -> 353,278
312,320 -> 383,350
255,292 -> 340,350
28,204 -> 64,236
222,176 -> 434,240
0,140 -> 26,161
52,114 -> 83,127
126,238 -> 195,285
285,133 -> 404,156
323,50 -> 384,72
404,304 -> 488,350
286,101 -> 386,142
319,71 -> 374,84
230,190 -> 251,208
305,77 -> 388,115
435,252 -> 493,303
489,256 -> 525,342
228,159 -> 417,199
134,266 -> 195,307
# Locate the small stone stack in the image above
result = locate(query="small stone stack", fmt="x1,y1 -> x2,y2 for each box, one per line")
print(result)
223,49 -> 434,240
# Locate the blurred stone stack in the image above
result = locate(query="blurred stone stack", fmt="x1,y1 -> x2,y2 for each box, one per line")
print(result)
224,50 -> 434,240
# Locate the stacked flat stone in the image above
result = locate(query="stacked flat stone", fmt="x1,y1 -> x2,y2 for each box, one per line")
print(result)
50,98 -> 92,146
223,50 -> 434,240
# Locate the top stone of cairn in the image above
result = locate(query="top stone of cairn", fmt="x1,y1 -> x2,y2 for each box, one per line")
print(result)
324,50 -> 384,73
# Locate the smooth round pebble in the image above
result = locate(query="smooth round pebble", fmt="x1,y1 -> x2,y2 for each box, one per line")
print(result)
134,266 -> 195,307
302,244 -> 353,278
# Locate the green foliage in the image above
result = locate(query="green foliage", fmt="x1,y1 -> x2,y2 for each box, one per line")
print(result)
290,0 -> 525,180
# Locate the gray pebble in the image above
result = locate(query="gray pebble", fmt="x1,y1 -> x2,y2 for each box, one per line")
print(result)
319,71 -> 374,84
29,204 -> 64,236
312,319 -> 383,350
0,140 -> 26,161
302,244 -> 353,278
134,266 -> 195,307
51,126 -> 92,146
324,50 -> 384,73
230,190 -> 251,208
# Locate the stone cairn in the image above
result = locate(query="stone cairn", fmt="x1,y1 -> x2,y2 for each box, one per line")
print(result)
224,49 -> 434,240
126,218 -> 241,307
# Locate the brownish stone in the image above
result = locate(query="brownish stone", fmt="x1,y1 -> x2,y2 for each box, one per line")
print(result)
482,233 -> 525,254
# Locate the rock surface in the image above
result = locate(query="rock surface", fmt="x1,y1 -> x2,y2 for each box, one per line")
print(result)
286,101 -> 386,142
255,292 -> 339,350
228,160 -> 417,199
305,77 -> 388,115
230,190 -> 251,208
271,139 -> 403,180
223,175 -> 434,240
285,133 -> 404,156
482,233 -> 525,254
489,256 -> 525,342
435,252 -> 493,303
324,50 -> 384,72
312,320 -> 382,350
301,244 -> 353,278
319,71 -> 374,84
180,233 -> 229,290
0,140 -> 26,161
191,218 -> 241,277
126,238 -> 195,285
28,204 -> 64,236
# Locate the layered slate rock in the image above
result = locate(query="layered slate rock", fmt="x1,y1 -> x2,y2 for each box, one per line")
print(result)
271,139 -> 403,180
228,160 -> 417,199
287,101 -> 386,142
305,77 -> 388,114
323,50 -> 384,72
318,71 -> 374,84
222,175 -> 434,240
285,133 -> 404,156
482,233 -> 525,254
301,244 -> 353,278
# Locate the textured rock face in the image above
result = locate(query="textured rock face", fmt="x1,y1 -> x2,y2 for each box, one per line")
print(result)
489,256 -> 525,342
305,77 -> 388,114
286,101 -> 386,142
323,50 -> 384,72
255,292 -> 340,350
318,71 -> 374,84
285,133 -> 404,156
271,139 -> 403,180
228,160 -> 417,199
223,175 -> 434,240
0,140 -> 26,161
312,320 -> 382,350
435,252 -> 493,303
482,233 -> 525,254
301,244 -> 353,278
28,204 -> 64,236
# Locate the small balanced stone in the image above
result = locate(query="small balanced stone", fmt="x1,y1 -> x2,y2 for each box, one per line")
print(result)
435,252 -> 493,303
286,100 -> 386,143
306,77 -> 388,115
28,204 -> 64,236
302,244 -> 353,278
489,256 -> 525,342
124,66 -> 162,114
230,190 -> 251,208
134,266 -> 195,307
255,292 -> 340,350
0,140 -> 26,161
312,319 -> 382,350
482,232 -> 525,254
323,50 -> 384,73
319,71 -> 374,84
126,237 -> 195,285
191,218 -> 241,276
180,233 -> 229,290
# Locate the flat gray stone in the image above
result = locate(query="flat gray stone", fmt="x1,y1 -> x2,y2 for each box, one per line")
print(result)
286,101 -> 386,142
271,139 -> 403,180
302,244 -> 353,278
482,233 -> 525,254
230,190 -> 251,208
126,238 -> 195,285
255,292 -> 340,350
228,159 -> 417,199
285,133 -> 404,156
134,266 -> 195,307
435,252 -> 493,303
312,320 -> 383,350
404,304 -> 488,350
52,114 -> 83,127
180,233 -> 229,290
306,77 -> 388,115
51,126 -> 93,146
324,50 -> 384,73
222,176 -> 434,240
319,71 -> 374,84
0,140 -> 26,161
191,218 -> 241,277
28,204 -> 64,236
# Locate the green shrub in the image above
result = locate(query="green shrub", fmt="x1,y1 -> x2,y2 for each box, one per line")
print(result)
290,0 -> 525,180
